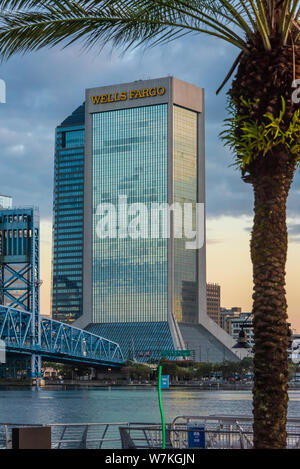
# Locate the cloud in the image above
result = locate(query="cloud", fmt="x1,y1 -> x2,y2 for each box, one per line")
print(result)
207,238 -> 223,245
0,34 -> 299,220
287,222 -> 300,243
289,224 -> 300,235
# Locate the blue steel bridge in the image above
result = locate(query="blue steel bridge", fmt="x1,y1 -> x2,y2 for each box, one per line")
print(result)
0,305 -> 124,368
0,206 -> 124,377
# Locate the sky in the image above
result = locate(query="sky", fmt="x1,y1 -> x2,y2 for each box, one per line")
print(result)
0,33 -> 300,331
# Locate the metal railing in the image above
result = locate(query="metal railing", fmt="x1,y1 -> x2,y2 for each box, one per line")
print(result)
120,415 -> 300,449
171,415 -> 300,449
0,422 -> 128,449
1,416 -> 300,449
118,424 -> 254,449
51,422 -> 129,449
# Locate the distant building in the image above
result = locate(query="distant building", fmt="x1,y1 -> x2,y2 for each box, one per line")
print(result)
0,195 -> 12,209
206,283 -> 221,326
290,333 -> 300,364
220,307 -> 242,333
51,104 -> 85,323
0,206 -> 40,313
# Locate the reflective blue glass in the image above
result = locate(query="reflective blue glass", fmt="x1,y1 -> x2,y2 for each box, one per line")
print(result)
173,106 -> 198,324
52,108 -> 85,324
92,105 -> 168,323
65,130 -> 84,148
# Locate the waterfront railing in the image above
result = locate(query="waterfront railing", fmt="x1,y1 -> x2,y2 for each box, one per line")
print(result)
1,415 -> 300,449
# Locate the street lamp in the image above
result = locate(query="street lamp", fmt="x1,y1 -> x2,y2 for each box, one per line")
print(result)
233,316 -> 293,351
232,312 -> 253,349
232,328 -> 252,349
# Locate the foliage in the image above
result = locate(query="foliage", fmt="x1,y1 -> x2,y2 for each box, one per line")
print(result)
121,362 -> 152,380
42,361 -> 90,378
194,357 -> 253,378
121,358 -> 254,381
221,97 -> 300,168
160,361 -> 178,377
288,362 -> 298,380
0,1 -> 299,61
157,358 -> 253,380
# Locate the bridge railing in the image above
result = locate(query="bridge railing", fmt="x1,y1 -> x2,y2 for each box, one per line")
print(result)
40,316 -> 124,363
0,305 -> 124,364
0,306 -> 34,350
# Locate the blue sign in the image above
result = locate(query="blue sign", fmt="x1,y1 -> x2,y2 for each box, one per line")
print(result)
187,423 -> 206,449
161,375 -> 170,389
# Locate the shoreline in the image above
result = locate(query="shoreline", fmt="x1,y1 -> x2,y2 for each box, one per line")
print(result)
1,381 -> 300,390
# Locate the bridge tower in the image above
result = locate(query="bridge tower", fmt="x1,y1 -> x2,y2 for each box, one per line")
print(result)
0,207 -> 41,379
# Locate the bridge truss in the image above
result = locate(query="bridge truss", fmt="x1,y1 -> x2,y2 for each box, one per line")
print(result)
0,207 -> 124,377
0,207 -> 42,377
0,305 -> 124,367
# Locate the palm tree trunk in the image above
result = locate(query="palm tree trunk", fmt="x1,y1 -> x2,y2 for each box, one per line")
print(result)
251,150 -> 295,449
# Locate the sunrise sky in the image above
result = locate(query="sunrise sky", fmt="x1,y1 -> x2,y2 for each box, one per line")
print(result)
1,34 -> 300,331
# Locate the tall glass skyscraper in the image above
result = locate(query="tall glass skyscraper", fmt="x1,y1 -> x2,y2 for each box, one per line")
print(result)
52,78 -> 239,362
73,77 -> 206,360
52,104 -> 85,323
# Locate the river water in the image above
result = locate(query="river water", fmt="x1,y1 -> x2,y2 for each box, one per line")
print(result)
0,387 -> 299,424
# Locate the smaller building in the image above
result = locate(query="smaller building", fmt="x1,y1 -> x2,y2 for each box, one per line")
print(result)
220,307 -> 242,333
290,333 -> 300,364
0,195 -> 12,209
206,283 -> 221,326
0,206 -> 40,312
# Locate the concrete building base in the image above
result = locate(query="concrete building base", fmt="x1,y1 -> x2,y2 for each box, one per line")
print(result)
179,316 -> 250,363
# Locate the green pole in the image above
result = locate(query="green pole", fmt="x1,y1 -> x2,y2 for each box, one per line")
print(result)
158,365 -> 166,449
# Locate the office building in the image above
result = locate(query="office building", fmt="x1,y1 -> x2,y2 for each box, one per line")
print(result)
76,77 -> 206,359
207,283 -> 221,326
220,306 -> 242,333
53,77 -> 242,362
51,104 -> 85,323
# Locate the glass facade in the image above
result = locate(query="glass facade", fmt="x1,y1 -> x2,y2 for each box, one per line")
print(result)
50,79 -> 207,362
52,105 -> 85,323
86,321 -> 175,362
173,106 -> 198,324
92,105 -> 168,323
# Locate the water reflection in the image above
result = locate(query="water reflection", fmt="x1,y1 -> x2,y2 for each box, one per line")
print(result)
0,387 -> 299,424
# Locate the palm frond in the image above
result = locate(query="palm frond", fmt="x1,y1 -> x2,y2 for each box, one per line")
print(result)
247,0 -> 271,49
282,0 -> 299,44
216,51 -> 243,95
0,0 -> 299,61
0,0 -> 247,60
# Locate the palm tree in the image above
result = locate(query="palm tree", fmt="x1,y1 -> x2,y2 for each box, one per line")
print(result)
0,0 -> 299,448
